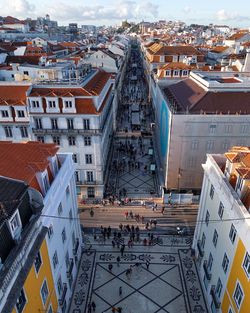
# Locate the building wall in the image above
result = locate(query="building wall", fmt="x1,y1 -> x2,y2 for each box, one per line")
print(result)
12,239 -> 58,313
42,153 -> 82,313
222,239 -> 250,313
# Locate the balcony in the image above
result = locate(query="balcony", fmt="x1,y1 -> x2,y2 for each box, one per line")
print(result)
32,128 -> 101,136
59,283 -> 68,306
84,180 -> 96,185
73,239 -> 80,255
67,258 -> 74,278
197,240 -> 204,257
203,260 -> 212,280
210,285 -> 221,309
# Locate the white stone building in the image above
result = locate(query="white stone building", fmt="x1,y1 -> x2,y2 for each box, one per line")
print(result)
150,71 -> 250,192
192,146 -> 250,312
28,68 -> 115,199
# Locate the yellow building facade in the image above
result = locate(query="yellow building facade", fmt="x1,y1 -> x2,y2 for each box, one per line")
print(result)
222,239 -> 250,313
12,239 -> 58,313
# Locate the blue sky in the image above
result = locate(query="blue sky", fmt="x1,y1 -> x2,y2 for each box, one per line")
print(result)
1,0 -> 250,27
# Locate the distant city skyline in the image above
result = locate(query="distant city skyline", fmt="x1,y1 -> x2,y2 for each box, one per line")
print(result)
1,0 -> 250,27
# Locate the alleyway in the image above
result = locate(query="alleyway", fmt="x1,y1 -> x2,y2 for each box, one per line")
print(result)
105,41 -> 159,199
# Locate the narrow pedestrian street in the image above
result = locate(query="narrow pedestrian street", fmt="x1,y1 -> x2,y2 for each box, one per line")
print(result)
69,41 -> 207,313
105,41 -> 159,200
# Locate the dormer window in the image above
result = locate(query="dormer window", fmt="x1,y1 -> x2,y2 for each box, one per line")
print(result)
65,101 -> 72,108
160,55 -> 165,62
165,70 -> 171,77
48,101 -> 56,108
1,110 -> 9,117
43,174 -> 50,193
182,70 -> 188,76
17,110 -> 25,118
173,70 -> 179,76
236,176 -> 243,191
10,214 -> 20,233
32,100 -> 40,108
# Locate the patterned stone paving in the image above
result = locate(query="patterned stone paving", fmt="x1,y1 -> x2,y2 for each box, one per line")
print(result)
69,235 -> 208,313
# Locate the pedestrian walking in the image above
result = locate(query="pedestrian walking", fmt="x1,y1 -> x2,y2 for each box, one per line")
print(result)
111,307 -> 116,313
108,263 -> 113,272
119,286 -> 122,296
117,307 -> 122,313
112,240 -> 115,248
91,301 -> 96,312
146,260 -> 150,270
117,256 -> 121,266
87,303 -> 92,313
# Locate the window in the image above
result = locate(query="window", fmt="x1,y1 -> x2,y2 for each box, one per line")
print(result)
86,171 -> 94,182
173,70 -> 179,76
209,124 -> 216,134
20,126 -> 28,138
52,251 -> 58,269
182,70 -> 188,76
85,154 -> 92,164
205,210 -> 210,226
47,305 -> 53,313
240,125 -> 249,134
37,136 -> 45,143
225,124 -> 233,134
48,225 -> 53,239
16,288 -> 26,313
43,174 -> 50,193
72,154 -> 78,163
216,278 -> 223,298
243,252 -> 250,278
10,214 -> 20,232
65,100 -> 72,108
206,140 -> 214,151
72,231 -> 76,246
210,185 -> 214,199
208,253 -> 213,271
84,136 -> 91,146
83,119 -> 90,130
87,187 -> 95,198
1,110 -> 9,117
67,118 -> 74,129
34,251 -> 42,273
233,282 -> 244,308
228,307 -> 234,313
65,251 -> 70,268
222,140 -> 230,150
75,171 -> 80,182
57,276 -> 63,295
218,202 -> 224,219
62,228 -> 66,243
165,70 -> 171,77
51,118 -> 58,129
17,110 -> 25,118
4,126 -> 12,138
32,100 -> 40,108
69,209 -> 73,221
34,118 -> 43,129
53,136 -> 60,145
48,100 -> 56,108
236,177 -> 243,191
23,71 -> 29,75
229,224 -> 237,243
222,253 -> 229,273
212,229 -> 218,247
68,136 -> 76,146
187,156 -> 196,168
40,280 -> 49,306
58,203 -> 63,215
201,233 -> 206,249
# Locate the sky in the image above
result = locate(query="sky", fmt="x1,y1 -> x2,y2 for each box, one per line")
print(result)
1,0 -> 250,27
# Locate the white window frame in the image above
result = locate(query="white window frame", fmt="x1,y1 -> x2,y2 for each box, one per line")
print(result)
243,252 -> 250,278
233,281 -> 244,309
40,279 -> 49,307
229,224 -> 237,243
218,202 -> 224,219
212,229 -> 218,247
15,288 -> 27,313
222,253 -> 229,273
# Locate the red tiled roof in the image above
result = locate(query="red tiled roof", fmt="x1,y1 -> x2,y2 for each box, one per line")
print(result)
29,87 -> 91,97
0,85 -> 30,106
0,141 -> 59,193
84,70 -> 111,95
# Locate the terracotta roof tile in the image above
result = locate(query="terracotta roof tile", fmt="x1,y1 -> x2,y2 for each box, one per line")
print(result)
0,141 -> 59,193
0,85 -> 30,106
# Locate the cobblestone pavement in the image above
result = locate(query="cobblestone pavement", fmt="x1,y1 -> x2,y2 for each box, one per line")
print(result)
105,41 -> 159,199
69,234 -> 208,313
